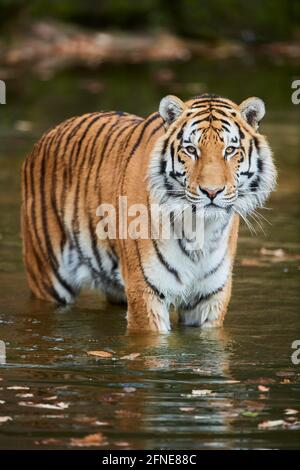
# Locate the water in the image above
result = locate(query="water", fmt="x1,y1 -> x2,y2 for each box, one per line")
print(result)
0,59 -> 299,449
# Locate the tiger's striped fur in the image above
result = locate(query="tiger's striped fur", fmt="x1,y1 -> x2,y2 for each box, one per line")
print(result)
21,94 -> 276,332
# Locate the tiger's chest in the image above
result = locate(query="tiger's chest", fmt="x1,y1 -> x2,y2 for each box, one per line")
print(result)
145,215 -> 232,304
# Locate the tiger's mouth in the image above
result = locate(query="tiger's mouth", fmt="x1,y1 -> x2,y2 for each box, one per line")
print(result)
185,190 -> 235,211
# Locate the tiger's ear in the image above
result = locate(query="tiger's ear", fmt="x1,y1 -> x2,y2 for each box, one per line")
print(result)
239,97 -> 265,130
159,95 -> 186,126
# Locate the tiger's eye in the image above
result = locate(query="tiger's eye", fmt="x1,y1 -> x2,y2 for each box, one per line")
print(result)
186,145 -> 197,156
225,146 -> 235,155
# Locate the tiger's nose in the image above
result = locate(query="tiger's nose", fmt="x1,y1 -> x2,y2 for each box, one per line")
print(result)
199,186 -> 225,200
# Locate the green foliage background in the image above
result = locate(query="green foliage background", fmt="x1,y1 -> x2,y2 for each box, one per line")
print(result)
1,0 -> 299,41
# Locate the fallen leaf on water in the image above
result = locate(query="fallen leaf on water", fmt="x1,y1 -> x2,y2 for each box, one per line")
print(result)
18,401 -> 69,410
286,416 -> 297,422
123,387 -> 136,393
73,416 -> 109,426
121,353 -> 141,360
240,258 -> 268,267
285,409 -> 298,416
192,368 -> 213,375
260,247 -> 285,258
258,419 -> 285,429
7,386 -> 30,390
87,350 -> 113,358
115,441 -> 130,447
280,379 -> 291,384
70,433 -> 106,447
242,411 -> 259,418
258,385 -> 270,392
179,407 -> 195,412
192,389 -> 213,396
0,416 -> 12,424
16,393 -> 34,398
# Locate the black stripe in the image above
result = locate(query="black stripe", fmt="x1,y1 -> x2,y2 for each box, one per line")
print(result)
120,114 -> 161,197
250,176 -> 260,192
135,240 -> 165,300
178,237 -> 193,260
152,238 -> 181,283
83,121 -> 112,200
203,252 -> 226,280
73,114 -> 104,168
182,283 -> 226,311
39,131 -> 75,297
240,139 -> 254,178
128,114 -> 161,161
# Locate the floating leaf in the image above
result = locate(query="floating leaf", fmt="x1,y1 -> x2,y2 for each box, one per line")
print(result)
18,401 -> 69,410
258,385 -> 270,392
0,416 -> 12,424
87,350 -> 113,358
258,419 -> 285,429
7,386 -> 30,390
121,353 -> 141,360
123,387 -> 136,393
16,393 -> 34,398
242,411 -> 259,418
192,389 -> 213,396
285,409 -> 298,416
70,433 -> 106,447
115,441 -> 130,447
260,247 -> 285,258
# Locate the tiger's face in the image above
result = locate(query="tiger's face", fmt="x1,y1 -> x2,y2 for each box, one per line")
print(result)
151,94 -> 276,220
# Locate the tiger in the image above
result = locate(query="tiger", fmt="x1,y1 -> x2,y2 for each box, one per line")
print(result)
21,93 -> 276,332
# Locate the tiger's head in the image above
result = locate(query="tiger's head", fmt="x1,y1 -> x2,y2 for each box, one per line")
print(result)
150,93 -> 276,221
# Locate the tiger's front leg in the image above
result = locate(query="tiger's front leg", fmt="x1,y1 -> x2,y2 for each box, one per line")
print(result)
179,279 -> 232,329
126,284 -> 170,333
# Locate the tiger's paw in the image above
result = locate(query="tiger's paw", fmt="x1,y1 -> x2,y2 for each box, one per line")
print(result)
179,299 -> 225,328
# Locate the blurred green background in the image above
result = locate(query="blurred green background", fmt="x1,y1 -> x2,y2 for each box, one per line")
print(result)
1,0 -> 299,41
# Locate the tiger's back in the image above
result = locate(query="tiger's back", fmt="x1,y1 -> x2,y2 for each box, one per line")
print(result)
21,110 -> 161,304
